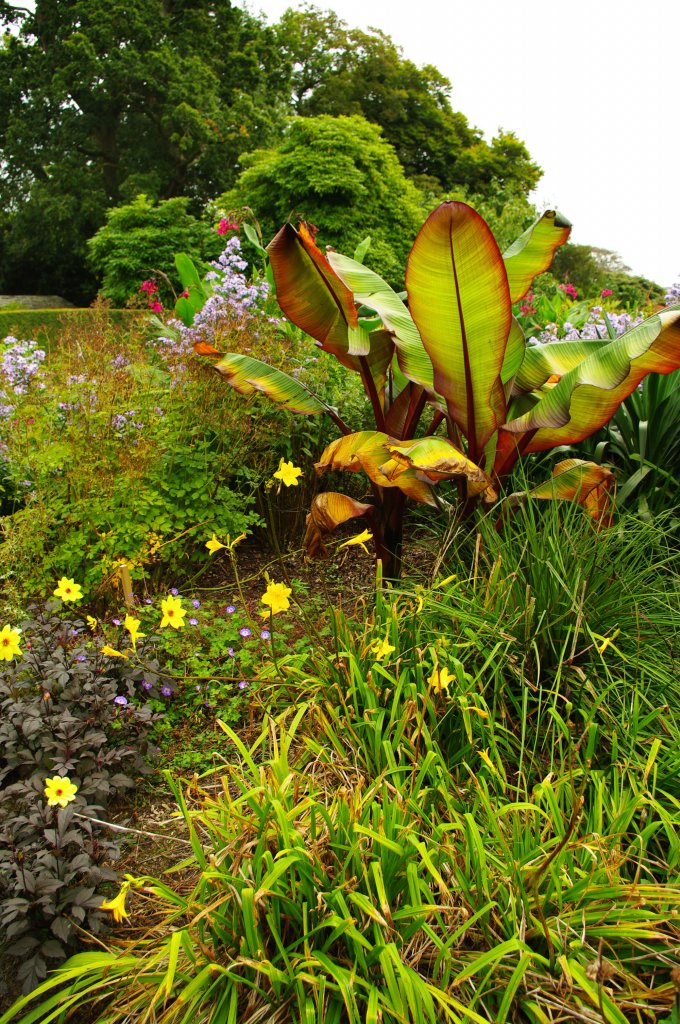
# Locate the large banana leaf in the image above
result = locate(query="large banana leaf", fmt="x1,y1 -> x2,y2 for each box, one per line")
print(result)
502,210 -> 572,304
405,202 -> 511,463
502,309 -> 680,452
387,437 -> 496,499
267,223 -> 368,357
511,338 -> 610,395
327,250 -> 435,391
213,353 -> 327,415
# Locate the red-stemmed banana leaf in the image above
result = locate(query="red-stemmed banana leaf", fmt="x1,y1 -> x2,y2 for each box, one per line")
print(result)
212,353 -> 328,415
405,202 -> 511,464
507,459 -> 615,522
327,250 -> 436,391
303,492 -> 373,558
502,211 -> 572,304
267,223 -> 369,357
502,309 -> 680,452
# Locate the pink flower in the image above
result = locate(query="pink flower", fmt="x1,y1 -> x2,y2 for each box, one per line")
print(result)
180,289 -> 190,299
140,279 -> 158,295
558,283 -> 578,300
601,288 -> 613,298
149,300 -> 163,313
216,218 -> 238,235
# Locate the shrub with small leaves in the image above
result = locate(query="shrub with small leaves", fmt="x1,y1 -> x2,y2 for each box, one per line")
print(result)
0,601 -> 160,992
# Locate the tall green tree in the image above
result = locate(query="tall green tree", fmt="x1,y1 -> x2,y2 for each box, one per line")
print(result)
0,0 -> 287,301
275,5 -> 542,198
221,115 -> 425,288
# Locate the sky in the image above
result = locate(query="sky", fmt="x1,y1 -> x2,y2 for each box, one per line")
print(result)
246,0 -> 679,289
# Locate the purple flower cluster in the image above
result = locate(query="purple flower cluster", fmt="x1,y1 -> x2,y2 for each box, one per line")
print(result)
1,336 -> 46,397
665,280 -> 680,307
538,306 -> 643,345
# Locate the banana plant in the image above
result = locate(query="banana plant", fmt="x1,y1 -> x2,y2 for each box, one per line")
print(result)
197,203 -> 680,578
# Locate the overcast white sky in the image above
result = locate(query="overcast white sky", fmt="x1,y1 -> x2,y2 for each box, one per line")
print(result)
247,0 -> 679,289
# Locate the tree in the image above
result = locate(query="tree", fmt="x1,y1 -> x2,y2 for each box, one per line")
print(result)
87,194 -> 222,307
275,5 -> 541,197
0,0 -> 287,301
220,115 -> 425,288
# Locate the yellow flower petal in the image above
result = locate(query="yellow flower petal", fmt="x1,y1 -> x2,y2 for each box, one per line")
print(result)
260,580 -> 292,616
44,775 -> 78,807
372,636 -> 395,661
53,577 -> 83,602
273,459 -> 303,488
428,665 -> 453,694
86,615 -> 98,630
338,529 -> 373,555
124,615 -> 145,650
160,594 -> 186,629
205,534 -> 227,555
102,644 -> 128,659
99,883 -> 131,924
0,624 -> 22,662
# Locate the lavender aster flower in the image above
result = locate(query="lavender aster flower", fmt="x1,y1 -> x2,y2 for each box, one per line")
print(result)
192,599 -> 201,608
239,627 -> 251,638
113,695 -> 128,706
189,617 -> 198,626
260,630 -> 271,640
161,685 -> 173,697
227,647 -> 235,657
225,605 -> 236,614
170,588 -> 179,596
238,680 -> 249,690
141,680 -> 153,691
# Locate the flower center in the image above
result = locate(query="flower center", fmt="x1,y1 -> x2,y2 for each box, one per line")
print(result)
1,638 -> 8,646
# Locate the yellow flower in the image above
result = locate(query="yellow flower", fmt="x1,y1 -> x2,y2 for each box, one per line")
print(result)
372,636 -> 395,661
273,458 -> 303,488
101,644 -> 128,659
99,881 -> 132,924
0,624 -> 22,662
160,594 -> 186,629
124,615 -> 145,650
478,748 -> 501,778
205,534 -> 227,555
53,577 -> 83,602
260,580 -> 292,616
596,628 -> 622,656
44,775 -> 78,807
338,529 -> 373,555
86,615 -> 98,630
428,665 -> 453,694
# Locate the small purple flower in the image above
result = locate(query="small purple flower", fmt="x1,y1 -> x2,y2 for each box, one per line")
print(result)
161,685 -> 173,698
189,617 -> 198,626
143,598 -> 153,605
196,684 -> 202,691
112,617 -> 121,626
238,680 -> 249,690
227,647 -> 235,657
113,695 -> 128,706
192,599 -> 201,609
260,630 -> 271,641
239,627 -> 251,638
141,680 -> 153,691
170,587 -> 179,596
225,605 -> 236,614
75,654 -> 87,662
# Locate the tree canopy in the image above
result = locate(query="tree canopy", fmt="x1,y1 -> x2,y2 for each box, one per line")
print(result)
0,1 -> 542,302
221,115 -> 425,288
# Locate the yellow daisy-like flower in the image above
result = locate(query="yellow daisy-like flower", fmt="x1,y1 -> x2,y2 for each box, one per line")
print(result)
160,594 -> 186,629
260,580 -> 292,616
53,577 -> 83,603
124,615 -> 145,650
86,615 -> 98,630
338,529 -> 373,555
0,624 -> 22,662
99,881 -> 132,924
205,534 -> 227,555
44,775 -> 78,807
101,644 -> 129,659
273,458 -> 303,488
372,636 -> 395,661
428,665 -> 454,694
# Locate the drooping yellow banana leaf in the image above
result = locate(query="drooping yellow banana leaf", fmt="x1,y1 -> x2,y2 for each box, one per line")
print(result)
212,353 -> 328,415
502,309 -> 680,452
502,210 -> 572,304
405,202 -> 511,463
386,437 -> 497,499
316,431 -> 436,504
303,492 -> 373,558
507,459 -> 615,522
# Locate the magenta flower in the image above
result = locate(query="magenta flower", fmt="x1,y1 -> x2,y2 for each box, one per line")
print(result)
149,300 -> 163,313
601,288 -> 613,298
140,280 -> 157,295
